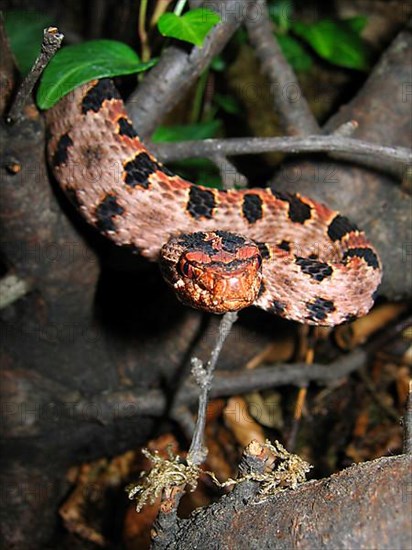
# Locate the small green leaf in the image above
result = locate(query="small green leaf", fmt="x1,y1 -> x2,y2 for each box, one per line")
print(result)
4,11 -> 52,75
234,28 -> 248,45
157,8 -> 221,47
210,55 -> 226,72
37,40 -> 157,109
213,93 -> 242,115
152,119 -> 223,189
291,19 -> 370,71
344,16 -> 368,35
276,34 -> 312,72
268,0 -> 294,32
152,120 -> 221,142
170,158 -> 224,189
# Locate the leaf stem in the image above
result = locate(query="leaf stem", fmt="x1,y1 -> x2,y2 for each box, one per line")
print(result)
138,0 -> 151,62
190,69 -> 209,123
174,0 -> 188,17
150,0 -> 173,28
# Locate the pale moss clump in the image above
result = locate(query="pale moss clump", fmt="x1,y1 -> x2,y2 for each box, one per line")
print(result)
209,440 -> 312,496
127,448 -> 202,512
127,440 -> 312,512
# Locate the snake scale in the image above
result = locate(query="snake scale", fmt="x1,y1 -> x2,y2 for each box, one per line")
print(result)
46,79 -> 382,325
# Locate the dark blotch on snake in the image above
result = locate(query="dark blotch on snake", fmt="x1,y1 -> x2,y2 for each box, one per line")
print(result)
95,194 -> 124,232
343,247 -> 380,270
81,79 -> 121,114
306,297 -> 336,322
327,214 -> 359,241
242,194 -> 263,224
53,133 -> 73,167
272,191 -> 311,224
215,231 -> 246,253
187,187 -> 216,219
278,240 -> 291,252
255,242 -> 271,260
65,187 -> 82,209
117,117 -> 138,138
124,152 -> 158,189
178,232 -> 217,255
295,257 -> 333,282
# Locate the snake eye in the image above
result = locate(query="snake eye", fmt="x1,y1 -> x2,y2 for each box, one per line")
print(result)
179,259 -> 193,278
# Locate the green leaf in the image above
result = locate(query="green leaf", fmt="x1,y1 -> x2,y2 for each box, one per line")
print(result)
157,8 -> 221,47
276,34 -> 312,72
152,120 -> 223,189
4,11 -> 52,75
210,55 -> 226,72
291,19 -> 370,71
268,0 -> 294,32
344,16 -> 368,34
152,120 -> 221,142
213,93 -> 242,115
234,28 -> 248,45
37,40 -> 157,109
173,158 -> 224,189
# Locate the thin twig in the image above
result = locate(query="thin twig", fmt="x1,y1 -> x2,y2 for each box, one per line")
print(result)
245,0 -> 319,135
73,348 -> 368,424
357,368 -> 400,422
287,326 -> 316,450
151,311 -> 238,549
7,26 -> 63,123
212,155 -> 248,189
138,0 -> 151,62
152,135 -> 411,175
403,380 -> 412,454
73,316 -> 412,424
188,311 -> 238,464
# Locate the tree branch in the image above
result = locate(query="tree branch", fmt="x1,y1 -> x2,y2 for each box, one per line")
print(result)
403,380 -> 412,454
72,348 -> 368,424
152,135 -> 411,176
245,0 -> 319,135
7,26 -> 63,123
127,0 -> 257,138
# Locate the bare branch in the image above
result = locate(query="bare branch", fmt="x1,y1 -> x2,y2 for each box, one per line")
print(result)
152,135 -> 411,176
212,155 -> 248,189
403,380 -> 412,454
188,311 -> 238,464
7,26 -> 63,123
245,0 -> 319,135
127,0 -> 256,138
72,348 -> 368,425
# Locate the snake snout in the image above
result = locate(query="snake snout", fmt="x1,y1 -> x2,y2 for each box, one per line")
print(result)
160,231 -> 263,313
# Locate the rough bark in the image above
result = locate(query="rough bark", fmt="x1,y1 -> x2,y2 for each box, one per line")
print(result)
171,455 -> 412,549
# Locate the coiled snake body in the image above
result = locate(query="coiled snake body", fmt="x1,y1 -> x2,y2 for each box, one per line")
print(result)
46,79 -> 382,325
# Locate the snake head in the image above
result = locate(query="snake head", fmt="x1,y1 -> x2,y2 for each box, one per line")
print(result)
160,231 -> 263,314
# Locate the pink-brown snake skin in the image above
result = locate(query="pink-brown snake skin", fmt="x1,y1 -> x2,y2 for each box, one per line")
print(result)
46,79 -> 382,325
